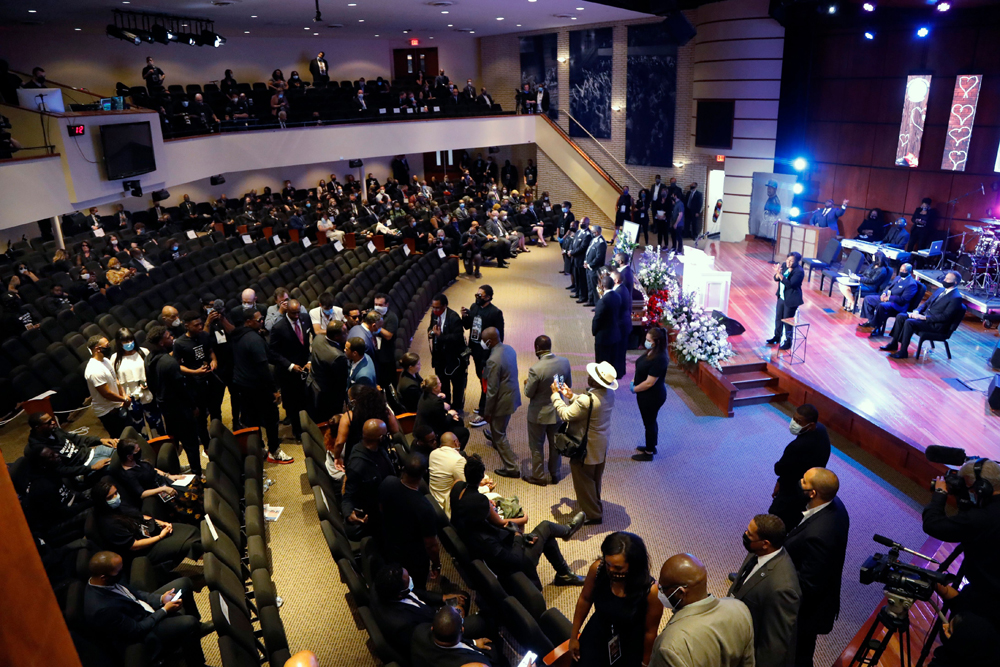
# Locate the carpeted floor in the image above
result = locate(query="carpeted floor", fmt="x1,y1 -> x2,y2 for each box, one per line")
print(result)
1,239 -> 934,667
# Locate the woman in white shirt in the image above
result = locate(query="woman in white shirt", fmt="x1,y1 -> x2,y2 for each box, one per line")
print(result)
111,327 -> 163,437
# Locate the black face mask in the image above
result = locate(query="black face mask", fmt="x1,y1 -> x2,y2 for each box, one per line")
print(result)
798,483 -> 814,503
475,296 -> 486,307
943,280 -> 957,289
742,533 -> 755,552
899,272 -> 910,279
132,450 -> 142,462
106,570 -> 123,585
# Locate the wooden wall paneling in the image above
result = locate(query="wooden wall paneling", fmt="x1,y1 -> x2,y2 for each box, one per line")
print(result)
833,165 -> 871,237
812,123 -> 843,164
925,26 -> 978,74
812,80 -> 847,123
903,170 -> 954,217
965,125 -> 1000,175
865,168 -> 909,217
872,123 -> 905,168
973,75 -> 1000,122
917,119 -> 948,173
877,76 -> 908,125
841,80 -> 880,124
809,162 -> 838,205
836,122 -> 875,165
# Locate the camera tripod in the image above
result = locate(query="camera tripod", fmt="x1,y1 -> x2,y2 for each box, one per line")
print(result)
848,592 -> 914,667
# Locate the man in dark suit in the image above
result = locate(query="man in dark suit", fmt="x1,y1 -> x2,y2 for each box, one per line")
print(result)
309,320 -> 349,421
372,294 -> 399,390
685,182 -> 704,239
570,219 -> 593,303
482,327 -> 521,478
112,204 -> 132,231
308,51 -> 329,86
83,551 -> 210,666
728,514 -> 800,667
882,217 -> 910,249
802,198 -> 848,235
769,404 -> 831,531
768,253 -> 804,350
462,285 -> 504,426
583,224 -> 607,307
612,269 -> 633,379
614,186 -> 633,231
391,155 -> 410,186
858,263 -> 918,336
784,468 -> 850,667
592,275 -> 621,367
429,294 -> 468,413
178,194 -> 198,220
476,88 -> 495,110
881,270 -> 964,359
348,310 -> 380,359
268,298 -> 313,440
410,607 -> 496,667
352,89 -> 369,114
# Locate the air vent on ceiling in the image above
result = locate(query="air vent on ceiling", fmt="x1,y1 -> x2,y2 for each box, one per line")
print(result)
552,13 -> 575,18
211,0 -> 238,4
427,1 -> 456,6
327,23 -> 344,28
454,27 -> 475,33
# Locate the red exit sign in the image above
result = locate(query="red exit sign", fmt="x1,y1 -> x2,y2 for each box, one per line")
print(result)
715,154 -> 725,162
410,38 -> 419,46
68,124 -> 86,136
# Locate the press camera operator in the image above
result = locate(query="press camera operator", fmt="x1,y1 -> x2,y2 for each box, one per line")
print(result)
922,457 -> 1000,666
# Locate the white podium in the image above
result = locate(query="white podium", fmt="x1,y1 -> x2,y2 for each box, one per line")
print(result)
679,248 -> 731,313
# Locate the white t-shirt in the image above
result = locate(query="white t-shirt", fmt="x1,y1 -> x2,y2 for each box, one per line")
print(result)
110,352 -> 153,404
85,357 -> 122,417
310,305 -> 344,331
429,446 -> 467,517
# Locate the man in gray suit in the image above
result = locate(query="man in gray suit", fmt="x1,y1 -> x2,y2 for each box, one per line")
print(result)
309,320 -> 349,422
522,335 -> 571,486
728,514 -> 800,667
482,327 -> 521,478
650,553 -> 756,667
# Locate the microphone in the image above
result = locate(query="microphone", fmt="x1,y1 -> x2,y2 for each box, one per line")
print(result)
873,535 -> 940,564
925,444 -> 969,466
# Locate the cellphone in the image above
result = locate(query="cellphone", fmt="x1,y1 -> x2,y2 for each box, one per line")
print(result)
168,589 -> 182,602
445,596 -> 463,609
516,651 -> 537,667
355,509 -> 367,519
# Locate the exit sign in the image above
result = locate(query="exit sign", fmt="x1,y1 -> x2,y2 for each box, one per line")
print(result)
410,38 -> 419,46
68,124 -> 86,136
715,154 -> 725,162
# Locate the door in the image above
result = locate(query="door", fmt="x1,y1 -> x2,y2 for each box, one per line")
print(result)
705,168 -> 725,236
392,48 -> 439,83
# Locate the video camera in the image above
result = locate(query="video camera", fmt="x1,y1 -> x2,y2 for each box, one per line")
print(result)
925,445 -> 994,510
859,534 -> 954,604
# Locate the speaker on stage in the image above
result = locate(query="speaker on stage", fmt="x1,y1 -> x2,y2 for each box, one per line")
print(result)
989,376 -> 1000,411
991,341 -> 1000,370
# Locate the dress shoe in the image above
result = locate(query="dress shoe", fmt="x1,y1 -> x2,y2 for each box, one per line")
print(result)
548,472 -> 560,484
631,452 -> 654,462
569,292 -> 578,299
635,446 -> 650,453
868,331 -> 883,338
779,342 -> 792,350
552,572 -> 586,586
889,351 -> 909,359
563,511 -> 587,540
583,518 -> 603,526
576,298 -> 588,304
879,343 -> 898,352
198,621 -> 216,637
483,427 -> 493,441
524,475 -> 548,487
585,302 -> 595,308
497,262 -> 509,268
857,321 -> 873,328
765,337 -> 780,345
565,285 -> 574,290
493,467 -> 520,479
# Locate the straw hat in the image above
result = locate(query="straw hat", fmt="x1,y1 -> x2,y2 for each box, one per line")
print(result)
586,361 -> 619,390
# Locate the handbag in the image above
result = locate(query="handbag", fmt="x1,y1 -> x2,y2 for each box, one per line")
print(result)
553,392 -> 593,460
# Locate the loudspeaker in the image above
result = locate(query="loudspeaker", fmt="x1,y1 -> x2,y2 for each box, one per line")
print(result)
712,310 -> 745,336
659,11 -> 696,46
991,341 -> 1000,370
348,159 -> 363,168
151,189 -> 170,202
989,376 -> 1000,411
210,174 -> 226,185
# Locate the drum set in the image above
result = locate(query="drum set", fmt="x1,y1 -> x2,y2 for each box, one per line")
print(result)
951,218 -> 1000,297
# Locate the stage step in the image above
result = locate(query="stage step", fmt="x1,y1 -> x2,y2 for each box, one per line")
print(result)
726,371 -> 779,390
732,385 -> 789,407
722,361 -> 768,375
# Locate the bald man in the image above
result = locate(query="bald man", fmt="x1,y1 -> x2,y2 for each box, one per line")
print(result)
241,288 -> 265,317
783,467 -> 850,667
410,606 -> 495,667
159,305 -> 185,339
269,297 -> 313,440
284,650 -> 319,667
649,553 -> 755,667
342,419 -> 394,540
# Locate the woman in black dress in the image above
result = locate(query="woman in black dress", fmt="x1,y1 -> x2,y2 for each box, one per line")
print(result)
111,439 -> 203,524
415,375 -> 470,448
569,532 -> 663,667
92,477 -> 202,573
631,327 -> 668,462
767,251 -> 804,350
329,384 -> 400,474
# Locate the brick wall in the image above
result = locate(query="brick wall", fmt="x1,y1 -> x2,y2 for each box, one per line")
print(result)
480,15 -> 715,231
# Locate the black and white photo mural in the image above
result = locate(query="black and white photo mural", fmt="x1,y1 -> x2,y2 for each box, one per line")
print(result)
569,28 -> 613,139
519,33 -> 559,120
626,23 -> 677,166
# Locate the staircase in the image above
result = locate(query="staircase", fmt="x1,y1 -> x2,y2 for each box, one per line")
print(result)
723,362 -> 788,408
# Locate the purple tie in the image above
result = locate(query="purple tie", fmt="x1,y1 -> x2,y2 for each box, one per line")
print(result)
294,320 -> 303,344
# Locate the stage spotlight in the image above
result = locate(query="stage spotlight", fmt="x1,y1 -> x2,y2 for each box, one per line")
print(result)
916,26 -> 930,37
180,32 -> 202,46
793,157 -> 808,171
789,206 -> 801,217
864,31 -> 875,39
827,4 -> 837,14
106,25 -> 142,45
862,2 -> 875,11
201,29 -> 226,47
792,183 -> 804,194
936,2 -> 950,11
151,24 -> 176,44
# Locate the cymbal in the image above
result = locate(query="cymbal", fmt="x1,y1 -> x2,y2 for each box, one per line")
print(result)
979,218 -> 1000,225
965,225 -> 987,233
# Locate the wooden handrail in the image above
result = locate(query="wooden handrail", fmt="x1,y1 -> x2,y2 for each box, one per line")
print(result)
9,70 -> 106,100
0,101 -> 155,119
538,113 -> 624,195
0,153 -> 61,164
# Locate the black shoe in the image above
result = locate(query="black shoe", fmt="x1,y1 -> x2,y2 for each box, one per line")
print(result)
564,511 -> 586,539
493,467 -> 520,479
583,518 -> 603,526
779,342 -> 792,350
475,271 -> 482,278
857,321 -> 873,328
585,302 -> 595,308
565,285 -> 574,290
569,292 -> 578,299
635,446 -> 649,453
868,331 -> 883,338
524,475 -> 548,487
198,621 -> 216,637
631,452 -> 654,462
576,299 -> 588,304
879,343 -> 898,352
497,262 -> 509,268
889,351 -> 909,359
765,337 -> 780,345
553,572 -> 586,586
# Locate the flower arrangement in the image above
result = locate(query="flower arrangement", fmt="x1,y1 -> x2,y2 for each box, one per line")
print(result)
636,246 -> 675,295
613,229 -> 638,259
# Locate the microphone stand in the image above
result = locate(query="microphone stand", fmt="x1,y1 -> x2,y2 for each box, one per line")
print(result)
944,183 -> 986,259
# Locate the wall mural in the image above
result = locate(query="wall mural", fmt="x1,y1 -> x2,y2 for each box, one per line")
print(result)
625,23 -> 678,166
894,75 -> 932,168
519,33 -> 559,120
569,27 -> 613,139
940,75 -> 982,172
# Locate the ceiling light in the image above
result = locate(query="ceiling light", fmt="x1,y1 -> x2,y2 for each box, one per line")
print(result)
348,2 -> 356,5
359,19 -> 364,21
916,26 -> 929,37
576,6 -> 584,9
447,23 -> 453,26
864,30 -> 874,39
571,16 -> 577,19
497,17 -> 504,20
470,30 -> 475,33
75,27 -> 81,30
936,1 -> 950,10
430,36 -> 434,39
442,10 -> 449,13
181,23 -> 188,26
314,32 -> 319,35
516,24 -> 521,26
245,30 -> 250,33
106,24 -> 142,44
792,157 -> 808,171
251,15 -> 257,17
826,4 -> 837,14
375,34 -> 379,36
151,24 -> 177,43
304,27 -> 310,29
862,2 -> 875,10
28,9 -> 36,12
202,29 -> 226,47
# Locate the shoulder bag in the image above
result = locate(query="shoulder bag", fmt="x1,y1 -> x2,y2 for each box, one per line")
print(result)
553,392 -> 593,460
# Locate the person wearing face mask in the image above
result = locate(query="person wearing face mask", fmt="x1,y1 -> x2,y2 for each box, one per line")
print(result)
353,88 -> 369,114
768,404 -> 830,531
881,216 -> 910,250
857,262 -> 918,337
726,514 -> 800,667
22,66 -> 47,89
427,294 -> 469,414
85,335 -> 131,438
84,550 -> 212,666
111,327 -> 163,436
880,269 -> 965,359
907,197 -> 937,252
630,327 -> 668,462
521,335 -> 572,486
308,292 -> 343,335
462,286 -> 505,427
158,305 -> 186,340
570,219 -> 594,303
24,411 -> 117,481
268,298 -> 313,442
270,88 -> 290,118
111,439 -> 203,524
145,326 -> 206,474
648,553 -> 755,667
479,327 -> 521,478
372,293 -> 399,390
23,445 -> 95,542
782,468 -> 850,667
767,252 -> 804,350
569,532 -> 663,667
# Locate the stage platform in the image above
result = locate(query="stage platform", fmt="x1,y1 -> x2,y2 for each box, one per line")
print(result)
692,239 -> 1000,474
914,269 -> 1000,320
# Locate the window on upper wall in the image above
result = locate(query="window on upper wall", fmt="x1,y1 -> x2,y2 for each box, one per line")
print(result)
695,100 -> 735,150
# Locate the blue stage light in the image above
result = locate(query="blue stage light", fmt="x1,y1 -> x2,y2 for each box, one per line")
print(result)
792,183 -> 804,194
916,26 -> 930,37
864,31 -> 875,40
793,157 -> 808,171
862,2 -> 875,11
936,2 -> 950,11
789,207 -> 801,217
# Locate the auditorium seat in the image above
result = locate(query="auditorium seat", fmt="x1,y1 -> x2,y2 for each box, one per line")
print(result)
916,303 -> 967,360
501,596 -> 556,657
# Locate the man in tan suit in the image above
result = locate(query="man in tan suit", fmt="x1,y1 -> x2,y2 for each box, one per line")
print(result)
650,553 -> 756,667
550,360 -> 617,525
523,334 -> 572,486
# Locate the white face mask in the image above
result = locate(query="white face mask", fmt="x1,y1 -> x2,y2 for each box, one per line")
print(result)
374,305 -> 388,315
644,340 -> 653,350
480,340 -> 489,350
789,418 -> 804,436
658,585 -> 683,611
172,318 -> 182,327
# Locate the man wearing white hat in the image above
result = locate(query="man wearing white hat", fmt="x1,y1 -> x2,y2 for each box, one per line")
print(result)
550,361 -> 618,525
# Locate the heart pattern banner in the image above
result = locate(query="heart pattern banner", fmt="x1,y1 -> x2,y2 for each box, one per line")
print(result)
895,75 -> 932,168
940,74 -> 982,171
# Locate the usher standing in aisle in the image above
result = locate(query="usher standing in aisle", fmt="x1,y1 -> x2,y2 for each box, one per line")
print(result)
462,286 -> 504,428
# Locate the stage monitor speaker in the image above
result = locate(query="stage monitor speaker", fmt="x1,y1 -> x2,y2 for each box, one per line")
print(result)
989,376 -> 1000,411
712,310 -> 745,336
991,341 -> 1000,370
348,159 -> 363,168
151,189 -> 170,202
659,11 -> 696,45
210,174 -> 225,185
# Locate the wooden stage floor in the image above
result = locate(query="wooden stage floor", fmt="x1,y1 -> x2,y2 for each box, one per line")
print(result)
698,238 -> 1000,460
